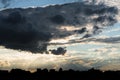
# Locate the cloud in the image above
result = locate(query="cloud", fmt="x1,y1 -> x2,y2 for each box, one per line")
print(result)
6,52 -> 92,71
0,0 -> 11,8
55,36 -> 120,46
99,59 -> 120,71
0,1 -> 118,53
66,36 -> 120,45
0,60 -> 11,70
0,47 -> 120,71
0,11 -> 52,53
74,27 -> 87,34
50,47 -> 67,55
50,15 -> 65,24
92,37 -> 120,43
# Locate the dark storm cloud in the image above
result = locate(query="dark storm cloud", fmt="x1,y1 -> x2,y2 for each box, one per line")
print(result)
50,15 -> 65,24
0,2 -> 118,54
50,47 -> 67,55
0,11 -> 52,53
93,26 -> 101,34
74,27 -> 87,34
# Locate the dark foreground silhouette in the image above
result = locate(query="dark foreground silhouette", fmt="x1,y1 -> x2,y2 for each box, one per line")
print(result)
0,68 -> 120,80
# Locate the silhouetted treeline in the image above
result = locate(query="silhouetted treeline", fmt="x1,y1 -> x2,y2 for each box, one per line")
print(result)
0,68 -> 120,80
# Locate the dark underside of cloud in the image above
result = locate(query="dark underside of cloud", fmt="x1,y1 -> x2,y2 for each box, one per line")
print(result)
0,2 -> 118,54
50,47 -> 67,55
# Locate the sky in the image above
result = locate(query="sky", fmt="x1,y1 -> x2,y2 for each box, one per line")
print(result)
0,0 -> 79,8
0,0 -> 120,72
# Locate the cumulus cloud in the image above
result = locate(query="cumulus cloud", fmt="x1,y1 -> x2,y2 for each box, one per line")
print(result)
50,47 -> 67,55
0,60 -> 11,70
0,1 -> 118,54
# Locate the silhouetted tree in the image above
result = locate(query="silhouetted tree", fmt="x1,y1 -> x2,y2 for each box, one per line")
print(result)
59,68 -> 63,72
0,68 -> 119,80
